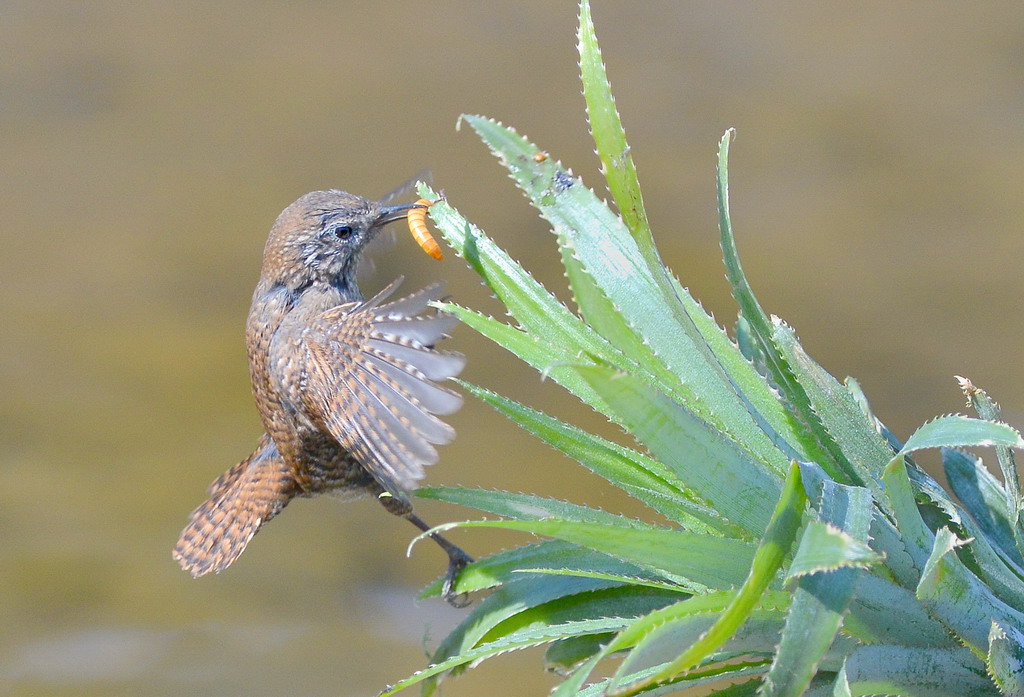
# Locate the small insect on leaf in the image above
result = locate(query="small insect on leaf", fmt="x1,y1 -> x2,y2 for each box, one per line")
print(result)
533,152 -> 548,162
408,198 -> 443,260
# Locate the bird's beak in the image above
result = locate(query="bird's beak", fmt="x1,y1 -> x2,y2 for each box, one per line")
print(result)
372,203 -> 420,229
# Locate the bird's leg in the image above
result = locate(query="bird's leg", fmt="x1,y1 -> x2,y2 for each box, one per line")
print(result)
404,511 -> 474,607
380,495 -> 473,607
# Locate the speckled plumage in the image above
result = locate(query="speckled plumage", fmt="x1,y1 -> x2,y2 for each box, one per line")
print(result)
173,190 -> 470,599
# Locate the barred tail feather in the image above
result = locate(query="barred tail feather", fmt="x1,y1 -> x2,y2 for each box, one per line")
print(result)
173,437 -> 295,577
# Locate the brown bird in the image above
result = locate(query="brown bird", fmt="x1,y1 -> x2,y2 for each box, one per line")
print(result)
173,189 -> 472,603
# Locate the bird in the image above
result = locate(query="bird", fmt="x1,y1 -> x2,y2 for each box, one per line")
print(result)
172,189 -> 472,604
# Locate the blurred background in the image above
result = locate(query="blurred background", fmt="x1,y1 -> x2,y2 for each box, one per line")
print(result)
3,2 -> 1024,695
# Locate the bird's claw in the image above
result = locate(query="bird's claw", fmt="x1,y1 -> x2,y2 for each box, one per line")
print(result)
441,548 -> 474,608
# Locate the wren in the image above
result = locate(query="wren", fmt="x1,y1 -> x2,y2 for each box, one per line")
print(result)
173,190 -> 471,604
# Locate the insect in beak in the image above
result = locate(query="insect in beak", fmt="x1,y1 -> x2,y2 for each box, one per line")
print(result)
407,199 -> 442,260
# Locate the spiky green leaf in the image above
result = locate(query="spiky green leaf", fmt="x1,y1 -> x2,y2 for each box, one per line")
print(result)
419,574 -> 620,695
824,645 -> 997,697
763,481 -> 874,697
380,615 -> 631,697
881,456 -> 935,570
611,612 -> 783,693
898,415 -> 1024,458
554,590 -> 787,697
617,463 -> 806,694
987,620 -> 1024,696
943,447 -> 1024,569
412,519 -> 756,591
578,0 -> 652,255
417,486 -> 650,529
417,540 -> 671,600
439,303 -> 611,414
785,522 -> 881,581
958,377 -> 1022,537
917,526 -> 1024,654
772,320 -> 894,498
718,132 -> 866,488
460,381 -> 739,534
578,366 -> 782,537
462,115 -> 795,478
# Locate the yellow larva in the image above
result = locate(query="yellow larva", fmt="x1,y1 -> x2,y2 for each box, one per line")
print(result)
408,199 -> 442,260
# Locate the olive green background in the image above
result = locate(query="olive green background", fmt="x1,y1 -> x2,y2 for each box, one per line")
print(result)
4,3 -> 1024,695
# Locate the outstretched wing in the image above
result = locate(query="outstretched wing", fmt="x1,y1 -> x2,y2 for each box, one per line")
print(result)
301,280 -> 465,495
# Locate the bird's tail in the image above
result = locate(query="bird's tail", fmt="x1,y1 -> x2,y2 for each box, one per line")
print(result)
173,436 -> 295,577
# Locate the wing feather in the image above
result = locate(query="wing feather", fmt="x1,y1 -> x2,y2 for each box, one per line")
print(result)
300,281 -> 464,494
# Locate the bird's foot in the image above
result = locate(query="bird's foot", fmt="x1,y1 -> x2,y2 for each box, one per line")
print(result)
441,545 -> 474,608
399,509 -> 475,607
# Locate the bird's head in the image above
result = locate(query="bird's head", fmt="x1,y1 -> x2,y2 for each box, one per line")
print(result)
260,190 -> 415,291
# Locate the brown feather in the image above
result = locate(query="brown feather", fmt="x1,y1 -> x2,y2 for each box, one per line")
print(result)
173,191 -> 471,602
173,438 -> 296,577
301,284 -> 464,494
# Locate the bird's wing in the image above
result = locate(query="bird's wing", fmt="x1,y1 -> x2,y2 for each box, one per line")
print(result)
301,279 -> 465,495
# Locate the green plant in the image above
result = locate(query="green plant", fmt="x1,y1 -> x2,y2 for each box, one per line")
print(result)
384,2 -> 1024,695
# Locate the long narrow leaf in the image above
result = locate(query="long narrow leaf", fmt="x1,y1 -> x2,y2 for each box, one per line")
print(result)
418,540 -> 671,599
381,616 -> 631,697
514,568 -> 690,593
772,320 -> 892,499
718,131 -> 852,482
578,0 -> 659,273
763,481 -> 874,697
417,486 -> 652,529
579,366 -> 782,536
987,620 -> 1024,697
833,645 -> 996,697
958,377 -> 1022,534
896,414 -> 1024,459
460,381 -> 740,534
484,585 -> 684,645
614,463 -> 807,695
917,526 -> 1024,654
943,447 -> 1024,568
463,115 -> 795,478
881,457 -> 935,570
555,590 -> 788,696
574,661 -> 768,697
419,183 -> 615,367
420,575 -> 620,695
440,303 -> 611,413
612,612 -> 783,690
412,519 -> 756,590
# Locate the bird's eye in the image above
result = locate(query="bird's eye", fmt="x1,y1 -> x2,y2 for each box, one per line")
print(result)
334,225 -> 353,240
